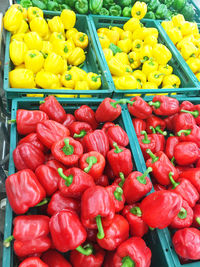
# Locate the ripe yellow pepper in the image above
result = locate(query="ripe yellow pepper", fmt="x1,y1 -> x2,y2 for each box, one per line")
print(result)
144,35 -> 157,46
148,71 -> 164,86
103,48 -> 113,61
176,35 -> 195,50
66,28 -> 78,40
3,6 -> 23,32
22,8 -> 27,19
125,65 -> 132,75
69,66 -> 87,81
117,39 -> 132,53
61,71 -> 75,88
53,41 -> 73,59
142,82 -> 158,89
97,28 -> 110,35
172,14 -> 185,27
131,2 -> 147,20
30,17 -> 48,37
142,60 -> 158,76
61,9 -> 76,30
161,21 -> 174,33
25,50 -> 44,73
132,70 -> 146,86
50,32 -> 65,44
108,57 -> 126,76
158,64 -> 173,76
44,53 -> 65,74
196,73 -> 200,81
9,68 -> 36,88
73,32 -> 89,49
26,88 -> 44,98
86,73 -> 101,90
35,71 -> 61,89
43,30 -> 51,41
162,74 -> 181,88
115,52 -> 129,65
123,18 -> 141,32
128,51 -> 141,69
15,63 -> 25,69
106,30 -> 120,45
75,81 -> 90,90
48,16 -> 64,33
27,7 -> 43,21
14,19 -> 29,34
167,28 -> 182,45
98,33 -> 110,49
143,28 -> 158,39
41,41 -> 53,57
53,88 -> 77,99
9,40 -> 27,66
152,44 -> 172,65
132,27 -> 146,41
121,31 -> 132,41
180,22 -> 194,36
11,33 -> 25,42
110,27 -> 124,38
115,75 -> 138,90
186,57 -> 200,74
140,45 -> 152,62
24,31 -> 43,50
181,42 -> 198,60
67,47 -> 86,66
190,23 -> 199,37
132,39 -> 143,53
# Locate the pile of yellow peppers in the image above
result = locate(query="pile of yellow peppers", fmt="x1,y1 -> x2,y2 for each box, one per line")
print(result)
97,1 -> 181,92
4,5 -> 101,97
161,14 -> 200,82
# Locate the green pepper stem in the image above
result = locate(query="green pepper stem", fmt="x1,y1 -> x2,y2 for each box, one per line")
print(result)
155,126 -> 167,136
149,227 -> 155,231
84,156 -> 98,173
169,172 -> 179,189
118,172 -> 125,187
110,99 -> 127,108
39,100 -> 45,104
136,167 -> 152,184
3,235 -> 14,247
171,156 -> 175,166
149,126 -> 156,134
79,34 -> 85,42
130,206 -> 142,217
121,256 -> 135,267
74,130 -> 86,138
91,75 -> 101,82
58,168 -> 73,187
181,109 -> 199,118
196,217 -> 200,225
178,207 -> 187,219
177,129 -> 191,136
8,119 -> 16,124
141,131 -> 151,144
149,101 -> 161,109
96,215 -> 105,239
76,245 -> 93,256
169,133 -> 174,137
146,149 -> 159,163
113,142 -> 123,153
126,100 -> 136,105
114,187 -> 123,201
62,138 -> 74,156
35,198 -> 48,207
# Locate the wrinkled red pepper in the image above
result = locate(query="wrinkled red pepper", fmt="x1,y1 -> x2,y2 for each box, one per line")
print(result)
95,174 -> 109,187
149,127 -> 166,152
45,159 -> 65,171
18,133 -> 46,152
42,249 -> 72,267
174,141 -> 199,165
68,121 -> 93,142
174,113 -> 196,133
132,118 -> 146,136
149,95 -> 179,116
146,115 -> 167,135
75,105 -> 98,130
165,136 -> 179,160
180,100 -> 194,111
19,257 -> 48,267
63,113 -> 76,127
107,125 -> 129,148
127,96 -> 152,119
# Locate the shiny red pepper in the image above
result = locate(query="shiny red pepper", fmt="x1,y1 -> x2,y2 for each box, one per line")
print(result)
149,127 -> 166,152
174,141 -> 199,165
127,96 -> 152,119
102,122 -> 115,133
95,174 -> 109,187
174,112 -> 196,133
37,120 -> 70,149
138,131 -> 156,161
5,169 -> 46,214
181,104 -> 200,126
79,151 -> 105,181
58,167 -> 95,198
113,237 -> 152,267
164,114 -> 178,131
51,137 -> 83,166
18,133 -> 46,152
106,125 -> 129,148
179,168 -> 200,193
40,96 -> 66,123
176,165 -> 194,175
180,101 -> 194,111
106,184 -> 125,212
75,105 -> 98,130
165,136 -> 179,160
132,118 -> 146,136
177,125 -> 200,147
68,121 -> 93,142
45,159 -> 65,171
192,204 -> 200,228
13,142 -> 45,171
122,204 -> 149,237
19,257 -> 48,267
146,115 -> 167,135
63,113 -> 76,127
42,249 -> 72,267
97,214 -> 129,251
149,95 -> 179,116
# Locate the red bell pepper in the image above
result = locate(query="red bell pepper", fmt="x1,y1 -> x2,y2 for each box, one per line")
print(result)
70,243 -> 105,267
75,105 -> 98,130
140,190 -> 183,228
192,204 -> 200,228
164,114 -> 178,131
180,100 -> 194,111
172,228 -> 200,260
4,215 -> 51,257
113,237 -> 152,267
123,168 -> 152,204
37,120 -> 70,149
153,183 -> 166,191
132,118 -> 146,136
95,98 -> 125,122
146,149 -> 179,185
177,125 -> 200,147
5,169 -> 46,214
170,200 -> 193,229
45,159 -> 66,171
102,122 -> 115,133
179,168 -> 200,193
35,165 -> 60,196
58,167 -> 95,198
47,191 -> 80,216
127,96 -> 152,119
146,115 -> 167,135
42,249 -> 72,267
13,143 -> 45,171
95,174 -> 109,187
39,96 -> 66,123
106,125 -> 129,148
18,133 -> 46,152
196,158 -> 200,167
49,209 -> 90,254
174,141 -> 199,165
51,137 -> 83,166
19,257 -> 48,267
81,186 -> 115,238
68,121 -> 92,142
113,172 -> 126,188
103,251 -> 115,267
149,95 -> 179,116
106,184 -> 125,212
181,104 -> 200,126
149,127 -> 166,152
165,136 -> 179,160
138,131 -> 156,161
122,204 -> 149,237
63,113 -> 76,127
168,172 -> 199,207
104,162 -> 115,180
107,143 -> 133,177
174,112 -> 196,133
97,214 -> 129,251
176,165 -> 194,175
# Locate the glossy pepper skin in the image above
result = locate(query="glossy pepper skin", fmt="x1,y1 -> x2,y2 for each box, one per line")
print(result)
37,120 -> 70,149
149,95 -> 179,116
146,150 -> 179,186
179,168 -> 200,194
113,237 -> 152,267
45,159 -> 65,172
68,121 -> 93,142
102,122 -> 115,133
107,143 -> 133,177
146,115 -> 167,135
177,125 -> 200,147
165,136 -> 179,160
138,131 -> 156,161
18,133 -> 46,152
140,190 -> 182,229
5,169 -> 46,214
74,105 -> 98,130
83,130 -> 109,158
132,118 -> 146,136
42,249 -> 72,267
63,113 -> 76,128
172,228 -> 200,260
174,113 -> 196,133
13,142 -> 45,171
106,184 -> 125,212
150,131 -> 166,153
47,191 -> 80,216
79,151 -> 105,181
192,204 -> 200,228
19,257 -> 48,267
51,137 -> 83,166
174,141 -> 199,165
106,125 -> 129,148
164,114 -> 178,131
123,168 -> 153,204
122,204 -> 149,237
127,96 -> 152,119
58,167 -> 95,199
40,96 -> 66,123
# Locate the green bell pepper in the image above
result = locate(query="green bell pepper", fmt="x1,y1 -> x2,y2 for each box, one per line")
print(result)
109,4 -> 122,16
148,0 -> 160,12
99,7 -> 109,15
144,11 -> 156,19
47,1 -> 60,11
32,0 -> 47,9
60,4 -> 71,10
20,0 -> 33,8
103,0 -> 115,9
163,0 -> 174,8
155,4 -> 168,19
65,0 -> 76,8
116,0 -> 132,8
89,0 -> 103,14
122,6 -> 132,17
181,3 -> 195,21
141,0 -> 151,2
172,0 -> 186,11
75,0 -> 89,14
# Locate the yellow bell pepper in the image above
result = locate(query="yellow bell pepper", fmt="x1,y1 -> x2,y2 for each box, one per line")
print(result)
24,31 -> 43,50
142,82 -> 158,89
50,32 -> 65,44
3,6 -> 23,32
70,66 -> 87,81
9,68 -> 36,88
176,35 -> 195,50
30,17 -> 48,37
44,52 -> 65,74
53,41 -> 73,59
27,7 -> 43,21
128,51 -> 141,69
110,27 -> 123,38
132,27 -> 146,41
75,81 -> 90,90
67,47 -> 86,66
131,1 -> 147,20
140,45 -> 152,62
123,18 -> 141,32
48,16 -> 64,33
142,60 -> 158,76
41,41 -> 53,57
158,64 -> 173,76
181,42 -> 198,60
103,48 -> 113,61
167,28 -> 182,45
66,28 -> 78,40
62,59 -> 68,74
115,75 -> 138,90
22,8 -> 27,19
43,30 -> 51,41
61,9 -> 76,30
73,32 -> 89,49
125,65 -> 132,75
106,29 -> 120,45
9,40 -> 27,66
194,39 -> 200,54
148,71 -> 164,86
132,39 -> 143,53
190,23 -> 199,37
172,14 -> 185,27
144,35 -> 157,46
152,44 -> 172,65
11,33 -> 25,42
196,73 -> 200,81
35,71 -> 61,89
14,19 -> 29,34
86,73 -> 101,90
98,33 -> 110,49
117,39 -> 132,53
53,87 -> 77,99
186,57 -> 200,74
162,74 -> 181,88
26,87 -> 44,98
120,31 -> 132,41
132,70 -> 146,86
161,21 -> 174,33
115,52 -> 129,65
180,22 -> 193,37
15,63 -> 25,69
108,57 -> 126,76
143,28 -> 159,39
61,71 -> 75,88
24,50 -> 44,73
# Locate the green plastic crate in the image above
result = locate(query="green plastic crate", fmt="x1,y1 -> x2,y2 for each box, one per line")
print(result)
3,13 -> 113,109
3,97 -> 173,267
88,15 -> 200,97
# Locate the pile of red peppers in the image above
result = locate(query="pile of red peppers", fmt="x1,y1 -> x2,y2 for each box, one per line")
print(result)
4,95 -> 200,266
